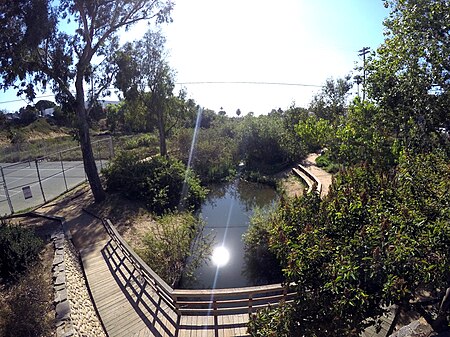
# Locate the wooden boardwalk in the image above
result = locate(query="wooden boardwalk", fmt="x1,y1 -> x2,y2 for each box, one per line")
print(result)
80,238 -> 250,337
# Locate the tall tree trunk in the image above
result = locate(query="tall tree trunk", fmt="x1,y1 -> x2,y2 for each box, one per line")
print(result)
75,73 -> 106,202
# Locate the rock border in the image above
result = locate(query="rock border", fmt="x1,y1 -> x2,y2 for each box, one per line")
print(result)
51,230 -> 75,337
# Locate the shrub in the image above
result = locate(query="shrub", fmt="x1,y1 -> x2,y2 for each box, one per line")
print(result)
243,206 -> 283,284
137,212 -> 211,287
315,151 -> 340,173
248,302 -> 296,337
103,152 -> 207,214
0,223 -> 43,282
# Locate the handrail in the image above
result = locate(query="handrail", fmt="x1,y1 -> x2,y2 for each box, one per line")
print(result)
293,164 -> 322,195
102,218 -> 295,316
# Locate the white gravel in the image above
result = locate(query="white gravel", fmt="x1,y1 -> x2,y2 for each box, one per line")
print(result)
64,240 -> 106,337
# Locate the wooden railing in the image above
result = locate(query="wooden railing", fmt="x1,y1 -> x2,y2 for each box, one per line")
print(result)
102,218 -> 295,316
292,164 -> 322,195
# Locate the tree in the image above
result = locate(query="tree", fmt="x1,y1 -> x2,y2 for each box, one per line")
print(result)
309,76 -> 352,123
18,105 -> 38,125
249,150 -> 450,336
34,100 -> 56,113
114,29 -> 179,156
0,0 -> 173,202
367,0 -> 450,152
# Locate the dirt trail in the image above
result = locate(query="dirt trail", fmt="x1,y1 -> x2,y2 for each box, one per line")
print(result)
302,153 -> 333,198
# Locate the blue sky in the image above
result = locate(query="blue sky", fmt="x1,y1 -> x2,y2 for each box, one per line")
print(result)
0,0 -> 390,115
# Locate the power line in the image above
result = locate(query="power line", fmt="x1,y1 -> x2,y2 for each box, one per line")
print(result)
0,81 -> 323,106
176,81 -> 322,88
0,94 -> 56,105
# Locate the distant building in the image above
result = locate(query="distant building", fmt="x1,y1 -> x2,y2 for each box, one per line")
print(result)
42,107 -> 54,117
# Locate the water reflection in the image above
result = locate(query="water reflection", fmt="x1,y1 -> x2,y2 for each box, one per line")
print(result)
178,179 -> 278,289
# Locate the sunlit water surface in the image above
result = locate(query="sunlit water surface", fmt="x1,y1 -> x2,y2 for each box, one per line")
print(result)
178,179 -> 278,289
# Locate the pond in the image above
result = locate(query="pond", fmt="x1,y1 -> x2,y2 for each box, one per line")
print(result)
178,179 -> 278,289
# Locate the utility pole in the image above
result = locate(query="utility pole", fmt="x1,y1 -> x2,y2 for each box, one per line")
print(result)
358,47 -> 370,102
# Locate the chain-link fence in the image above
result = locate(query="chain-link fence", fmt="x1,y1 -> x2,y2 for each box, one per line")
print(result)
0,137 -> 113,216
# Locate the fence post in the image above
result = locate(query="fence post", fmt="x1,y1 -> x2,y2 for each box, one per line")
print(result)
35,160 -> 47,203
0,166 -> 14,214
109,136 -> 114,159
59,152 -> 68,192
97,140 -> 103,170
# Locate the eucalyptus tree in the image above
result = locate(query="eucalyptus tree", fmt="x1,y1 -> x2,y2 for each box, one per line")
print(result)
0,0 -> 173,202
309,76 -> 352,123
114,29 -> 181,157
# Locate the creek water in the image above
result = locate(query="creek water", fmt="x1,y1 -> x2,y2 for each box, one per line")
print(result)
178,178 -> 278,289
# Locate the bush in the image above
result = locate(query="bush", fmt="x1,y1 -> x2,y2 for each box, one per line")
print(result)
0,223 -> 43,282
243,207 -> 283,284
248,302 -> 296,337
315,151 -> 340,173
103,152 -> 207,214
137,212 -> 211,287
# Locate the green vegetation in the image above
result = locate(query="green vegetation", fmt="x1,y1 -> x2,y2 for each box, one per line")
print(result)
0,223 -> 43,282
137,212 -> 211,288
103,152 -> 207,214
246,1 -> 450,335
0,222 -> 51,337
0,1 -> 448,335
243,207 -> 283,285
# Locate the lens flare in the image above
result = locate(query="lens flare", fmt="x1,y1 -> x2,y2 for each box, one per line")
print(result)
211,246 -> 230,267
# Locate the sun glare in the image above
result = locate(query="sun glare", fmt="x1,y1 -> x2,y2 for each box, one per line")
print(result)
211,246 -> 230,267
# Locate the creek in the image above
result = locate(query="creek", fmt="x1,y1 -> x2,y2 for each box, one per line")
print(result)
178,178 -> 278,289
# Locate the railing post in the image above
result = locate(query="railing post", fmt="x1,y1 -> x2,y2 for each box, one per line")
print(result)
172,293 -> 181,316
35,160 -> 46,203
59,152 -> 68,192
0,166 -> 14,214
249,293 -> 253,314
96,140 -> 103,171
109,136 -> 114,159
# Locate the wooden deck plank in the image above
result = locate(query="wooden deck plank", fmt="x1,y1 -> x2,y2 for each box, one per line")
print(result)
79,225 -> 286,337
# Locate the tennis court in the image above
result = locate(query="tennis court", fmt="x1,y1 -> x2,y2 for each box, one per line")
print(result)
0,159 -> 107,216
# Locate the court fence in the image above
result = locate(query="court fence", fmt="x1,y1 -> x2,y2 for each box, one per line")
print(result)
0,137 -> 114,216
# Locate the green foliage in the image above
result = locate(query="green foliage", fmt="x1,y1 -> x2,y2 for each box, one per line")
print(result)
315,151 -> 340,173
103,152 -> 207,214
0,223 -> 43,283
250,150 -> 450,336
137,212 -> 211,287
295,115 -> 332,153
328,99 -> 398,169
243,206 -> 283,284
174,124 -> 239,183
239,113 -> 306,172
367,0 -> 450,152
248,302 -> 296,337
309,76 -> 352,123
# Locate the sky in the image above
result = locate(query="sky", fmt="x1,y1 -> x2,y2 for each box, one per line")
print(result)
0,0 -> 390,115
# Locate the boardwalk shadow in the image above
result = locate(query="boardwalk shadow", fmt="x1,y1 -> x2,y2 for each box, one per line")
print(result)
102,239 -> 178,336
101,239 -> 248,337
